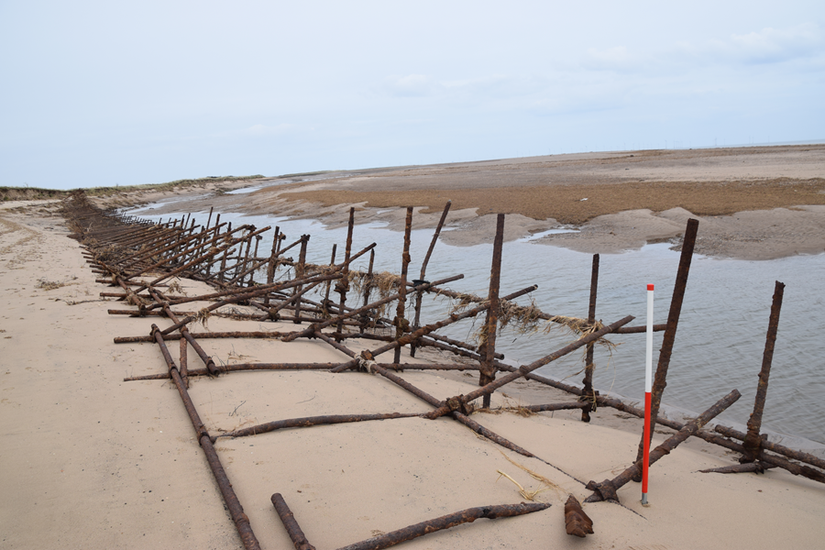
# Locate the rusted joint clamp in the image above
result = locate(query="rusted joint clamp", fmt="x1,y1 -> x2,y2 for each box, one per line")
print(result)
356,350 -> 376,373
585,479 -> 619,503
446,395 -> 474,416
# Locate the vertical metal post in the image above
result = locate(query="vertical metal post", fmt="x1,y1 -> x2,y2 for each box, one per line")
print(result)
635,218 -> 699,466
247,235 -> 261,287
393,207 -> 414,364
742,280 -> 785,462
263,227 -> 280,306
360,249 -> 375,333
479,213 -> 505,408
411,200 -> 451,357
323,244 -> 337,316
292,235 -> 309,323
336,208 -> 355,338
581,254 -> 600,422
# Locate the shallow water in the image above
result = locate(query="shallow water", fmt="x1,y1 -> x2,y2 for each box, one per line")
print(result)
128,201 -> 825,445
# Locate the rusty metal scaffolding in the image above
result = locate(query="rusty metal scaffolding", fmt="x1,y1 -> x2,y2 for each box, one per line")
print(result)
61,190 -> 825,548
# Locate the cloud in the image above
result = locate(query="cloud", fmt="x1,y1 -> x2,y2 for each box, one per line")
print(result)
574,23 -> 824,76
683,23 -> 823,65
383,74 -> 440,97
727,23 -> 822,63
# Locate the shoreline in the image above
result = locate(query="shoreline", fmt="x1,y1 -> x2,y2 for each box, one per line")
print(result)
95,144 -> 825,261
3,198 -> 825,549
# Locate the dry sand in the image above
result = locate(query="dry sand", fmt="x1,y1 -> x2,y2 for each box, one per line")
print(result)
3,193 -> 825,549
118,144 -> 825,260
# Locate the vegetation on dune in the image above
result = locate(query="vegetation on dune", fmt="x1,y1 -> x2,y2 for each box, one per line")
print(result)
82,175 -> 265,197
0,175 -> 265,202
0,186 -> 68,201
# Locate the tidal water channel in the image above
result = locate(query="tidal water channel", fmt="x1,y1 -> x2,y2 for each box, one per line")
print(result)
127,199 -> 825,448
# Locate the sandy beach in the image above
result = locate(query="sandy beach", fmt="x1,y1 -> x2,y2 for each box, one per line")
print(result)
3,145 -> 825,549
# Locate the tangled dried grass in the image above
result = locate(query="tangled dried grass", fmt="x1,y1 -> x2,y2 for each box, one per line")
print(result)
496,451 -> 563,501
195,308 -> 212,329
93,244 -> 123,265
496,397 -> 538,417
35,276 -> 77,291
167,279 -> 187,296
449,290 -> 616,356
347,270 -> 410,318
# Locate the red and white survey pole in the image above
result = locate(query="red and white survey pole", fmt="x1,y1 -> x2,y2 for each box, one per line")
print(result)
641,283 -> 654,505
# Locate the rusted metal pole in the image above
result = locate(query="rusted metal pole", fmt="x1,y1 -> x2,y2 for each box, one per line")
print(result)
580,254 -> 599,422
150,288 -> 219,375
122,222 -> 235,279
742,280 -> 785,463
262,277 -> 334,322
587,388 -> 741,503
247,234 -> 262,286
159,272 -> 342,336
714,424 -> 825,471
451,411 -> 535,457
334,501 -> 551,550
143,242 -> 373,313
285,274 -> 465,344
360,249 -> 376,332
150,325 -> 261,550
233,228 -> 254,283
698,462 -> 775,474
323,244 -> 337,316
482,360 -> 825,480
635,217 -> 699,465
360,360 -> 536,457
179,332 -> 189,388
428,333 -> 503,358
517,402 -> 590,412
217,412 -> 421,440
393,207 -> 414,364
293,235 -> 310,323
219,224 -> 232,284
410,200 -> 451,357
336,207 -> 355,338
124,361 -> 479,381
479,213 -> 505,408
119,224 -> 217,273
271,494 -> 317,550
134,225 -> 271,293
263,226 -> 280,306
329,284 -> 535,373
426,315 -> 634,419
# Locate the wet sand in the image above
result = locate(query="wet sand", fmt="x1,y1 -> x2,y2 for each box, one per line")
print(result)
105,144 -> 825,260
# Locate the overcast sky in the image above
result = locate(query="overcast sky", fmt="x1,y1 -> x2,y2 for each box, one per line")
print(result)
1,1 -> 823,190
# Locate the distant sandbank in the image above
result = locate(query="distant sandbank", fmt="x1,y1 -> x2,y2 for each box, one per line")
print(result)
96,144 -> 825,261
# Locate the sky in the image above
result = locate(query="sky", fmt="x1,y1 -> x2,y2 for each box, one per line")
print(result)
1,1 -> 823,190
